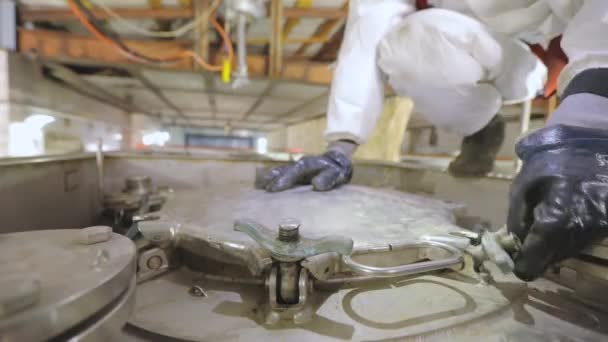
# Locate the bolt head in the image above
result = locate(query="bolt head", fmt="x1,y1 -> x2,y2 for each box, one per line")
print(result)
278,218 -> 301,242
146,255 -> 164,270
279,218 -> 301,231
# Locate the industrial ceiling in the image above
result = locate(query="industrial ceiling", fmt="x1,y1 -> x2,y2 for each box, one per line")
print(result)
15,0 -> 348,131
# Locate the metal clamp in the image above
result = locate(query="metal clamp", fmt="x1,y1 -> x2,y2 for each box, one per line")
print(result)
425,226 -> 520,274
234,218 -> 354,262
342,240 -> 464,278
235,218 -> 353,325
264,266 -> 313,325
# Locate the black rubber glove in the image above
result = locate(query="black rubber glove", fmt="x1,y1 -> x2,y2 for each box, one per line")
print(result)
256,150 -> 353,192
507,124 -> 608,281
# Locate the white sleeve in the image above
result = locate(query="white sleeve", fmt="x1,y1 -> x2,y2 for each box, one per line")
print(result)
324,0 -> 415,144
558,0 -> 608,94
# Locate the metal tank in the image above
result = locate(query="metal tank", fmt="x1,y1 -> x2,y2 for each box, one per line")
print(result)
0,228 -> 136,341
1,152 -> 607,341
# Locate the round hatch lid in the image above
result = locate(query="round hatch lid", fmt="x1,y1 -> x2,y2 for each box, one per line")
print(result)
0,229 -> 136,341
157,185 -> 466,247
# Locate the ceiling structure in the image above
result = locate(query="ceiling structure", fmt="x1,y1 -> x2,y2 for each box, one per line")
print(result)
14,0 -> 350,132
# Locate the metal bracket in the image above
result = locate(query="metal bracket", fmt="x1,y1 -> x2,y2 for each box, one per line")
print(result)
263,266 -> 314,325
137,247 -> 177,283
139,220 -> 273,276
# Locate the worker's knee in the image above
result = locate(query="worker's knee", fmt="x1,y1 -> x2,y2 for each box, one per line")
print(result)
378,8 -> 502,87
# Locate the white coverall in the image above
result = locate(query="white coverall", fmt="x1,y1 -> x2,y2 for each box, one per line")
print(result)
325,0 -> 607,144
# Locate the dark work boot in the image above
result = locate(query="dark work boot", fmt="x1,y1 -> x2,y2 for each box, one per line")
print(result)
448,115 -> 505,177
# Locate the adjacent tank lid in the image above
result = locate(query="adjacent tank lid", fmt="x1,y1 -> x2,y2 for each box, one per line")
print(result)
0,228 -> 136,341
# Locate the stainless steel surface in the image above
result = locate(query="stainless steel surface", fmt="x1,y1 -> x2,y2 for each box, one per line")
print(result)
86,156 -> 606,341
6,154 -> 608,340
153,185 -> 466,250
0,155 -> 102,233
0,152 -> 95,166
0,229 -> 136,341
342,241 -> 464,278
0,274 -> 40,317
130,265 -> 571,341
99,153 -> 512,229
67,276 -> 136,342
129,184 -> 498,337
137,185 -> 464,284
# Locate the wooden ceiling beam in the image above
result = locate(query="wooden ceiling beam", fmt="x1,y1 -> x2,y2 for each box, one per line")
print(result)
282,0 -> 313,40
18,28 -> 193,67
269,0 -> 284,77
284,7 -> 346,19
295,1 -> 348,56
165,117 -> 279,130
18,29 -> 334,85
19,5 -> 346,22
312,24 -> 345,62
19,6 -> 194,22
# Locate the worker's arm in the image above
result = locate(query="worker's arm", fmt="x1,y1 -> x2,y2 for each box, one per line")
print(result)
324,0 -> 415,144
507,0 -> 608,281
257,0 -> 415,193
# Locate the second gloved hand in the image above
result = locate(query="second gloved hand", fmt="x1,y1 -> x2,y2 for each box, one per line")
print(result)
507,124 -> 608,281
256,150 -> 353,192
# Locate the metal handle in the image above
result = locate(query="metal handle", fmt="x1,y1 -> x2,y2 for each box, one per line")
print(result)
342,240 -> 463,278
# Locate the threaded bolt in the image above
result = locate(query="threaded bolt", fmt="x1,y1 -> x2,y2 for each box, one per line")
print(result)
278,218 -> 301,242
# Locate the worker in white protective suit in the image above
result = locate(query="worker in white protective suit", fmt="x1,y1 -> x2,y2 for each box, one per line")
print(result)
258,0 -> 608,282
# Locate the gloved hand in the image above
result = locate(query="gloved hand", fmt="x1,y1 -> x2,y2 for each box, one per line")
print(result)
256,150 -> 353,192
507,124 -> 608,281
